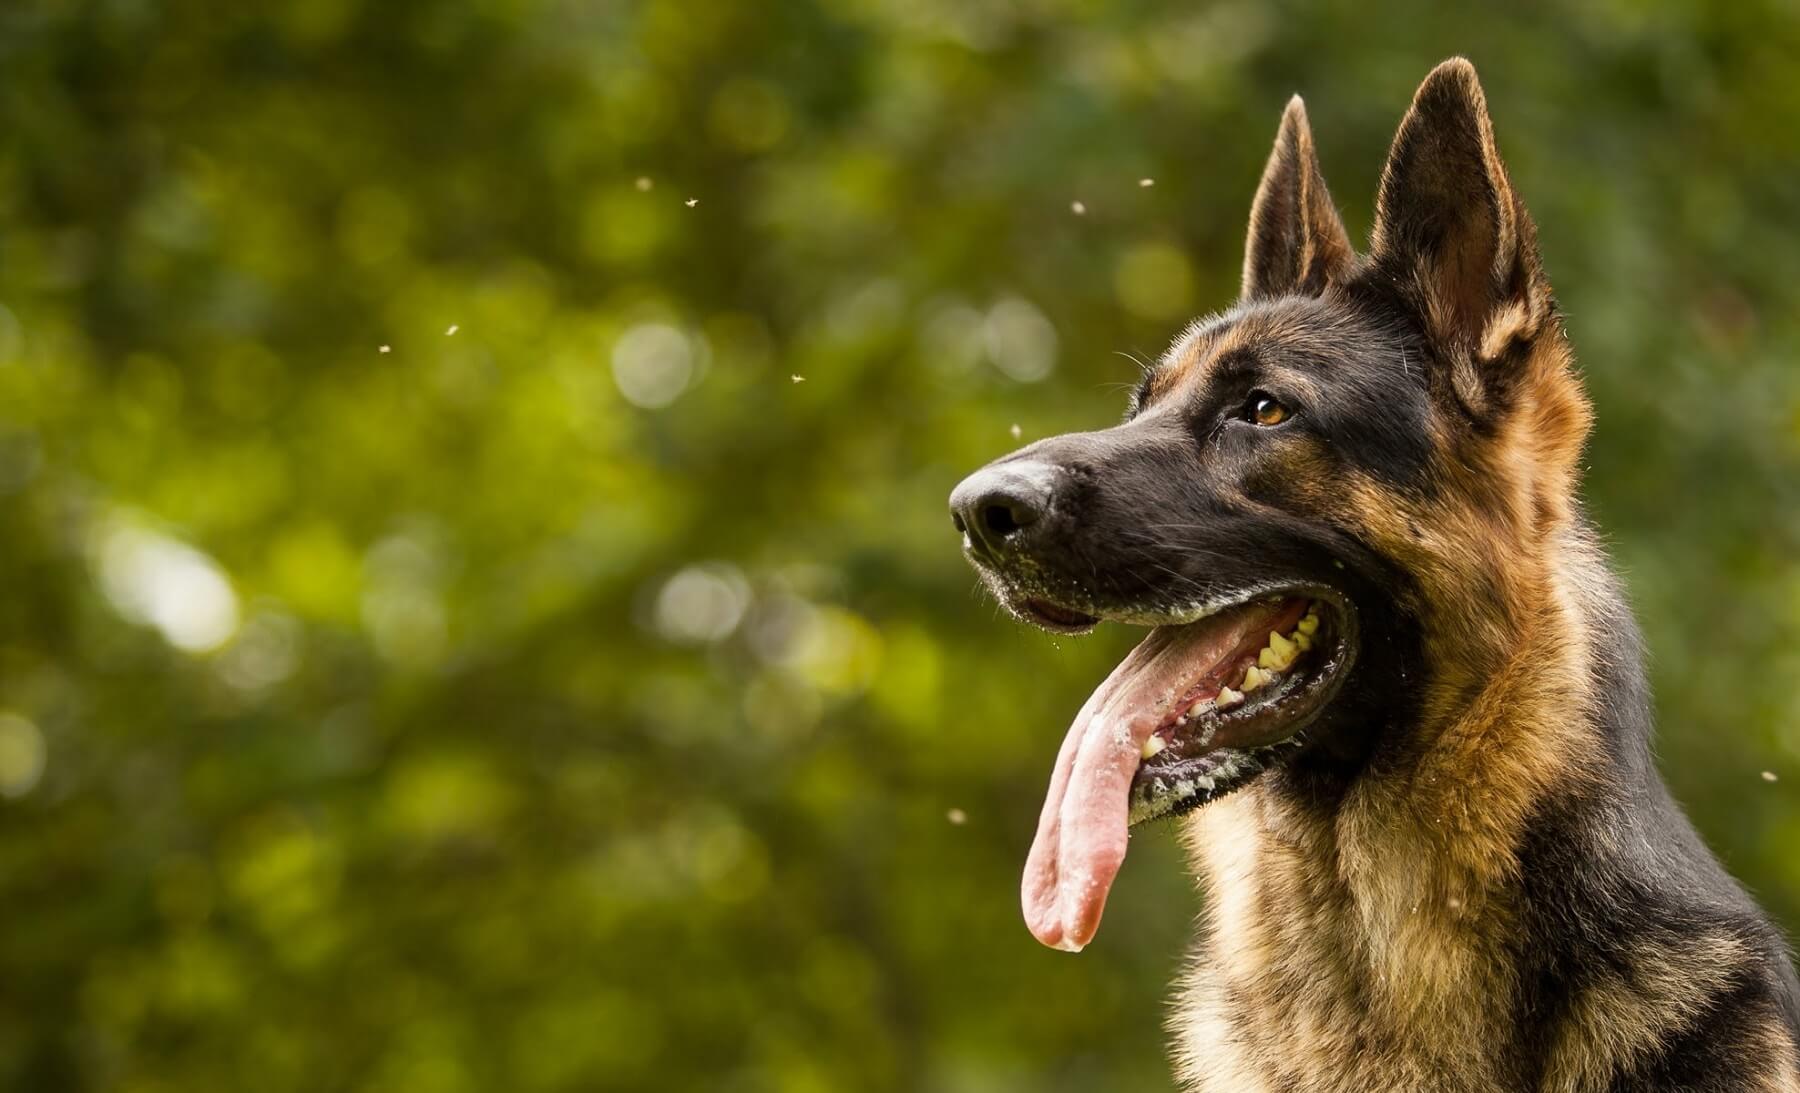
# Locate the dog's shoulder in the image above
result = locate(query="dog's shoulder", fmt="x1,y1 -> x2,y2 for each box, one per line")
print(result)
1510,773 -> 1800,1090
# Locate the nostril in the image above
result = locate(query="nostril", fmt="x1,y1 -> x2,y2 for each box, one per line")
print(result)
982,503 -> 1022,536
949,462 -> 1056,556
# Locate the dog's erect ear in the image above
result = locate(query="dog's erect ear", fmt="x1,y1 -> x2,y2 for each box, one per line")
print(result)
1370,59 -> 1552,399
1241,96 -> 1353,301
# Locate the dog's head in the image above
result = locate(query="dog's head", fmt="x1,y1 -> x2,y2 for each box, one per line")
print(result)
951,59 -> 1592,951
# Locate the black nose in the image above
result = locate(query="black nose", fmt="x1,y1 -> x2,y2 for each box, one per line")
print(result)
949,461 -> 1057,561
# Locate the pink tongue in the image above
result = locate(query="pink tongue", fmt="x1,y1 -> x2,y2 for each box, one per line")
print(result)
1021,603 -> 1278,952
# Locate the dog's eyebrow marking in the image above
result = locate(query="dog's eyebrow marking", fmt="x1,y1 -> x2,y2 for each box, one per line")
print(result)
1201,347 -> 1262,388
1149,344 -> 1262,412
1141,316 -> 1242,407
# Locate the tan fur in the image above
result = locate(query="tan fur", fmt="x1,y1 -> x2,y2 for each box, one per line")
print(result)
1758,1024 -> 1800,1093
1542,934 -> 1749,1091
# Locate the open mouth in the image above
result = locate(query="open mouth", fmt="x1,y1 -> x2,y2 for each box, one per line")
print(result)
1020,591 -> 1356,953
1129,596 -> 1350,823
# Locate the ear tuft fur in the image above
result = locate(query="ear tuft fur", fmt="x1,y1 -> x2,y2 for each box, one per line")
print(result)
1241,96 -> 1354,301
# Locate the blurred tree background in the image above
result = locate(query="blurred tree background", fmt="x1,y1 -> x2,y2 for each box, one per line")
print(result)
2,0 -> 1799,1089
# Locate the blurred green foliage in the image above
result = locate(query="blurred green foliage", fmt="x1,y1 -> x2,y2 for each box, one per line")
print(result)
2,0 -> 1800,1089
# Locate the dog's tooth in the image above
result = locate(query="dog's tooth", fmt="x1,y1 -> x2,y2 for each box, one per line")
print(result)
1297,612 -> 1320,636
1267,630 -> 1297,664
1216,686 -> 1244,709
1242,665 -> 1268,692
1257,645 -> 1297,672
1187,698 -> 1210,717
1293,631 -> 1313,652
1142,734 -> 1166,759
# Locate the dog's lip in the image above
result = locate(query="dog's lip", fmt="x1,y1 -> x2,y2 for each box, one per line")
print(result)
1106,581 -> 1353,629
1019,598 -> 1102,632
1005,579 -> 1354,634
994,580 -> 1364,669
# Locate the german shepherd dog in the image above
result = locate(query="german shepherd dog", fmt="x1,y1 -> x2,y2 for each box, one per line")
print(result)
949,59 -> 1800,1090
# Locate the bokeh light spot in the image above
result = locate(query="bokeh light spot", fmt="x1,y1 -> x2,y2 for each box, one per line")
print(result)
92,513 -> 241,653
984,297 -> 1058,382
611,323 -> 695,409
218,610 -> 303,692
0,713 -> 46,798
708,78 -> 792,152
361,533 -> 451,667
653,563 -> 750,645
1114,240 -> 1196,319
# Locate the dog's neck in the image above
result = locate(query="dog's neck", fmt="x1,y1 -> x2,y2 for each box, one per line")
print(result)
1171,530 -> 1614,1087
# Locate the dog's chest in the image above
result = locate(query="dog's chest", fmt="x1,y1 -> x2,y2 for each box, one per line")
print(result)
1171,793 -> 1512,1093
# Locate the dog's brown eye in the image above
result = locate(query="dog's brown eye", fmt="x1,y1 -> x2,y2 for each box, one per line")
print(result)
1248,393 -> 1290,427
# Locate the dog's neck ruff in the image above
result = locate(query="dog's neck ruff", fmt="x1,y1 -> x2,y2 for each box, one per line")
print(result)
1172,549 -> 1605,1088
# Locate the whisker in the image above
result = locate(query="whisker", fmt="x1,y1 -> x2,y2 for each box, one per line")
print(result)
1113,349 -> 1156,375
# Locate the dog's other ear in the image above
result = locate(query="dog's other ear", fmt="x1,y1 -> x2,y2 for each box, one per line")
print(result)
1370,59 -> 1553,408
1242,96 -> 1353,301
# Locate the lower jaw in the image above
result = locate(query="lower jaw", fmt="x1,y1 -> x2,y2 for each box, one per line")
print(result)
1127,735 -> 1308,824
